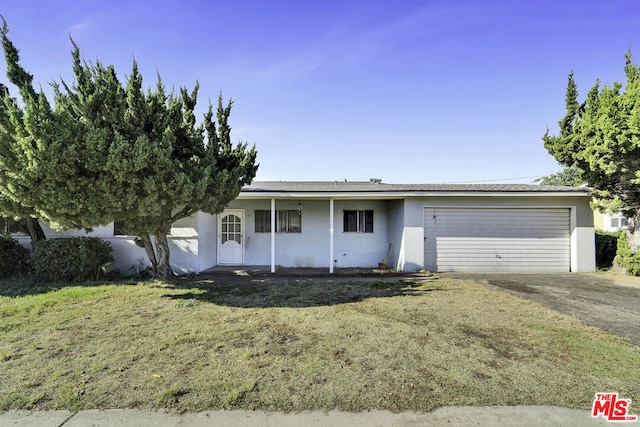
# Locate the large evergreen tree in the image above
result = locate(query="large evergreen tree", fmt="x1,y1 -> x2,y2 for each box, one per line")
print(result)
0,20 -> 257,277
534,166 -> 584,187
543,51 -> 640,248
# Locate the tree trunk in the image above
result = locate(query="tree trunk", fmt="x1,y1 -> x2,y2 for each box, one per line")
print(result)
628,213 -> 640,252
154,230 -> 174,279
138,233 -> 158,275
25,217 -> 46,248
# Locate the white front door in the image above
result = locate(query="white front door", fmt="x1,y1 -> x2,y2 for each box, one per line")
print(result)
218,210 -> 244,265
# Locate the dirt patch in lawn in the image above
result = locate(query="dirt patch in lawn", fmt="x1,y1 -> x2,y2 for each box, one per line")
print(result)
0,276 -> 638,412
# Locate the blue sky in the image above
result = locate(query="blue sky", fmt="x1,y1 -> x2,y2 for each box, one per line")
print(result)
2,1 -> 640,183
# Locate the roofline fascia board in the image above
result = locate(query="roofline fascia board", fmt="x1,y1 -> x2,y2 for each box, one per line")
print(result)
237,191 -> 590,199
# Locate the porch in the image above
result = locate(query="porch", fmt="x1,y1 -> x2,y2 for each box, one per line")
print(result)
216,197 -> 408,273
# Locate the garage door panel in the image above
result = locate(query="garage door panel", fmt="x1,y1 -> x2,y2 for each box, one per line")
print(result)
436,237 -> 569,246
424,208 -> 570,272
437,263 -> 569,272
432,228 -> 568,238
439,250 -> 570,256
437,263 -> 568,272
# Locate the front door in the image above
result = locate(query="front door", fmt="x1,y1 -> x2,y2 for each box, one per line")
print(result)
218,210 -> 244,265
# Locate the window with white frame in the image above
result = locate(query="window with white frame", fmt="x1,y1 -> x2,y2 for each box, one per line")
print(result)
343,210 -> 374,233
610,216 -> 629,229
255,210 -> 301,233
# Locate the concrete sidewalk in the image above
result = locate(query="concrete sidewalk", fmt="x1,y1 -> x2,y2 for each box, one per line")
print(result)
0,406 -> 610,426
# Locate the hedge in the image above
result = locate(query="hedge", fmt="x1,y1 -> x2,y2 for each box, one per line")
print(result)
33,237 -> 113,282
0,235 -> 30,278
595,231 -> 620,270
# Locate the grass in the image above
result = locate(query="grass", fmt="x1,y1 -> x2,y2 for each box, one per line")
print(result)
0,275 -> 638,412
590,269 -> 640,287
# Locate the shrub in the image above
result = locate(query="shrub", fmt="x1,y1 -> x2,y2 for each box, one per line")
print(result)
614,232 -> 640,276
595,231 -> 620,270
33,237 -> 113,282
0,235 -> 30,278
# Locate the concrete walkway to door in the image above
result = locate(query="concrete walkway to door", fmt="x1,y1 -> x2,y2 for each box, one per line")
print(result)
445,272 -> 640,346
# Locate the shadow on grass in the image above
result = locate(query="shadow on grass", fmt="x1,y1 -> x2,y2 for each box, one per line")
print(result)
163,278 -> 442,308
0,274 -> 141,297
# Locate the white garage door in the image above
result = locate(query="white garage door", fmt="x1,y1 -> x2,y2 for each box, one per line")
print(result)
424,208 -> 570,272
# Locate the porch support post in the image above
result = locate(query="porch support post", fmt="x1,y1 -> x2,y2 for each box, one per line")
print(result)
329,198 -> 334,274
271,198 -> 276,273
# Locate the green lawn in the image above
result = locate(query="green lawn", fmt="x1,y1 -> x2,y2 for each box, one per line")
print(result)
0,275 -> 638,412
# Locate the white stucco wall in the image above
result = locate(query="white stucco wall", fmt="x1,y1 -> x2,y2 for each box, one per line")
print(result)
103,237 -> 149,275
16,215 -> 201,276
570,199 -> 597,272
227,199 -> 328,266
166,214 -> 199,274
386,200 -> 405,270
197,212 -> 217,272
225,198 -> 391,268
333,200 -> 389,268
43,224 -> 111,238
401,198 -> 426,272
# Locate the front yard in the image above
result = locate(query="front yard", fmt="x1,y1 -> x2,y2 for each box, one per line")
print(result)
0,275 -> 638,412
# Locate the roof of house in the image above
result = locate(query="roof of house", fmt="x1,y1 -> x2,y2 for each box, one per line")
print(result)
241,181 -> 590,194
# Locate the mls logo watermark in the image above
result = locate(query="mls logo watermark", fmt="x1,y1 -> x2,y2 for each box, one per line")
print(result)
592,393 -> 638,422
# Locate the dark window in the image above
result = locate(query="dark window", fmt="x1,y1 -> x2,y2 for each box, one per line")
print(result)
278,210 -> 301,233
0,218 -> 27,235
255,210 -> 270,233
255,210 -> 301,233
114,221 -> 128,236
343,210 -> 374,233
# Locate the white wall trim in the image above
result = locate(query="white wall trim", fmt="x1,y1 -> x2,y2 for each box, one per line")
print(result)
270,198 -> 276,273
329,198 -> 334,273
217,209 -> 245,265
570,206 -> 578,272
238,192 -> 590,200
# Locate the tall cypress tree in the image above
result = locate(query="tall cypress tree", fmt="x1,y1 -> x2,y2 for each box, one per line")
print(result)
0,25 -> 48,244
543,51 -> 640,250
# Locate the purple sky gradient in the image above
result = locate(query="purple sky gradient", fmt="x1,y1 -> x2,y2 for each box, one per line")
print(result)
2,1 -> 639,183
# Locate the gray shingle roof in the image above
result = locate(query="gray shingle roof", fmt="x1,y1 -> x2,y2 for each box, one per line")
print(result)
241,181 -> 589,194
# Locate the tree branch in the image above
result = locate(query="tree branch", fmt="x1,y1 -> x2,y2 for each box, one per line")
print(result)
170,206 -> 193,223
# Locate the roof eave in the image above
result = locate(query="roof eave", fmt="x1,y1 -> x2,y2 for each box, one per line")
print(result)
237,190 -> 591,199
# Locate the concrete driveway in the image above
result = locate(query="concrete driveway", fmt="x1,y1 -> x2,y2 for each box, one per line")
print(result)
445,273 -> 640,346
